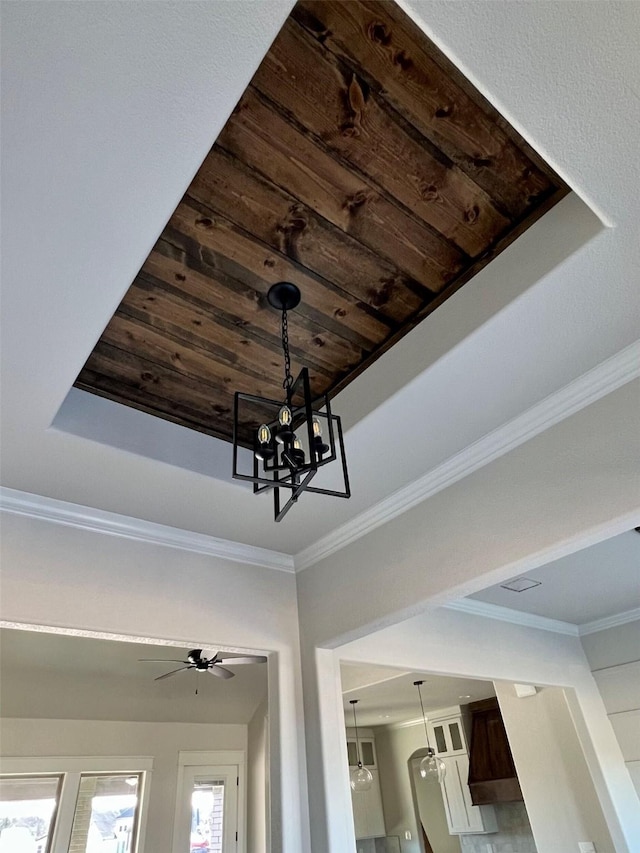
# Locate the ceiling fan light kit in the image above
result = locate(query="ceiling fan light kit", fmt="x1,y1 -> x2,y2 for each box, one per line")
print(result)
232,282 -> 350,522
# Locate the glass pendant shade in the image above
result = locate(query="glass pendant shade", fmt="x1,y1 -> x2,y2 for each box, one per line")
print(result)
414,680 -> 446,784
348,699 -> 372,793
350,763 -> 373,792
419,749 -> 446,783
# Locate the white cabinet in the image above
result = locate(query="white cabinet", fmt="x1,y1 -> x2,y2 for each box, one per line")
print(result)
428,713 -> 468,756
428,707 -> 497,836
440,754 -> 497,835
350,768 -> 386,839
347,735 -> 386,839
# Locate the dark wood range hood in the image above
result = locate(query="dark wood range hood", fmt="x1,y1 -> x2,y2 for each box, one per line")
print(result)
467,697 -> 523,805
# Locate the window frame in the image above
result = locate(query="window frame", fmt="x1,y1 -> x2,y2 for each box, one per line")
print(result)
0,756 -> 153,853
0,772 -> 64,853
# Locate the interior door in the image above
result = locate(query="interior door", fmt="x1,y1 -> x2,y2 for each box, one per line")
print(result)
174,764 -> 239,853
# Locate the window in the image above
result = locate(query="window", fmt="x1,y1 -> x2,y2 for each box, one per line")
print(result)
68,773 -> 142,853
0,775 -> 62,853
0,758 -> 152,853
173,752 -> 243,853
191,779 -> 225,853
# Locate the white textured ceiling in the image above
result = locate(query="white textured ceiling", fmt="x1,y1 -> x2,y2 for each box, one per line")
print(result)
469,530 -> 640,625
1,1 -> 639,555
0,628 -> 268,724
340,663 -> 495,728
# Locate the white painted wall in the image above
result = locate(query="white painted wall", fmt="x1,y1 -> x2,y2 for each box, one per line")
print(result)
581,620 -> 640,797
0,717 -> 246,853
0,512 -> 308,853
410,756 -> 460,853
247,695 -> 269,853
313,608 -> 640,853
494,683 -> 616,852
373,723 -> 459,853
295,384 -> 640,853
296,381 -> 640,650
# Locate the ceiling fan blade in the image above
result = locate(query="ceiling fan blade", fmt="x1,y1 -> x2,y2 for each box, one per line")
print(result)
216,655 -> 268,665
139,659 -> 188,663
207,665 -> 235,679
155,666 -> 191,681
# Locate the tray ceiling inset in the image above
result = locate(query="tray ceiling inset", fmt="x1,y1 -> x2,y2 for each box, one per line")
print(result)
75,0 -> 569,443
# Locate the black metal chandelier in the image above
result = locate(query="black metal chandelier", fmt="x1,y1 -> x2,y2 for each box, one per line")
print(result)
232,282 -> 350,522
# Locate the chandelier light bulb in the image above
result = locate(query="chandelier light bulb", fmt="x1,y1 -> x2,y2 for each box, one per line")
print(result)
312,417 -> 322,437
293,436 -> 302,450
257,424 -> 271,445
278,405 -> 292,427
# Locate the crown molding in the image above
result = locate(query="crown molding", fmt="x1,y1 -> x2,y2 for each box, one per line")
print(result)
2,343 -> 638,577
0,487 -> 295,573
444,598 -> 579,636
578,607 -> 640,636
295,341 -> 640,571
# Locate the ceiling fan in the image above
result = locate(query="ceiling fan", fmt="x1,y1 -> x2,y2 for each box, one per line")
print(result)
139,648 -> 267,681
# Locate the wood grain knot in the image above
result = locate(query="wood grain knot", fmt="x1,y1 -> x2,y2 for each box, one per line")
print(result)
313,336 -> 326,348
140,371 -> 156,383
334,307 -> 347,319
435,105 -> 453,118
472,157 -> 493,168
175,273 -> 186,282
344,190 -> 369,213
465,205 -> 480,223
420,183 -> 440,202
393,50 -> 412,71
368,22 -> 391,46
195,216 -> 215,229
368,281 -> 393,307
263,258 -> 276,268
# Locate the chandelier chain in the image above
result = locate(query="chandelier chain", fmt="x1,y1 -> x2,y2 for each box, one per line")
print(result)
281,308 -> 293,392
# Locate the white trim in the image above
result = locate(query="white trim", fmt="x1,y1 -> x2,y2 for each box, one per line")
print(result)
0,756 -> 154,774
0,487 -> 295,573
2,343 -> 638,577
444,599 -> 579,636
0,756 -> 154,853
387,717 -> 426,731
578,607 -> 640,636
173,750 -> 246,853
295,341 -> 640,570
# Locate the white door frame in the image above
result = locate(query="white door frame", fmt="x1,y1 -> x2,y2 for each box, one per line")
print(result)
172,750 -> 246,853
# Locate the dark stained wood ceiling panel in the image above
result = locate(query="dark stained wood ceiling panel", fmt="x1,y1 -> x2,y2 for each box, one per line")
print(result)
75,0 -> 569,443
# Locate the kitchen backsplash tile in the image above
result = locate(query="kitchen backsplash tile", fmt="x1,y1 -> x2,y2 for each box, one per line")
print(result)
459,802 -> 536,853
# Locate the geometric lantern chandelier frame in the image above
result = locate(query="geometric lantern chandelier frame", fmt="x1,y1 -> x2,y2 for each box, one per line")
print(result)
232,282 -> 350,522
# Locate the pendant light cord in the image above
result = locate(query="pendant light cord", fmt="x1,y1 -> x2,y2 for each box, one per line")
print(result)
415,681 -> 433,751
281,308 -> 293,393
351,701 -> 363,767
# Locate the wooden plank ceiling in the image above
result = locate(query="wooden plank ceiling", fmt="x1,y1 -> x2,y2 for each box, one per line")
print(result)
75,0 -> 568,444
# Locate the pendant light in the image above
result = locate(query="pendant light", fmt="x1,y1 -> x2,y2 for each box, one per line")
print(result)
414,680 -> 446,783
232,282 -> 350,522
349,700 -> 373,792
